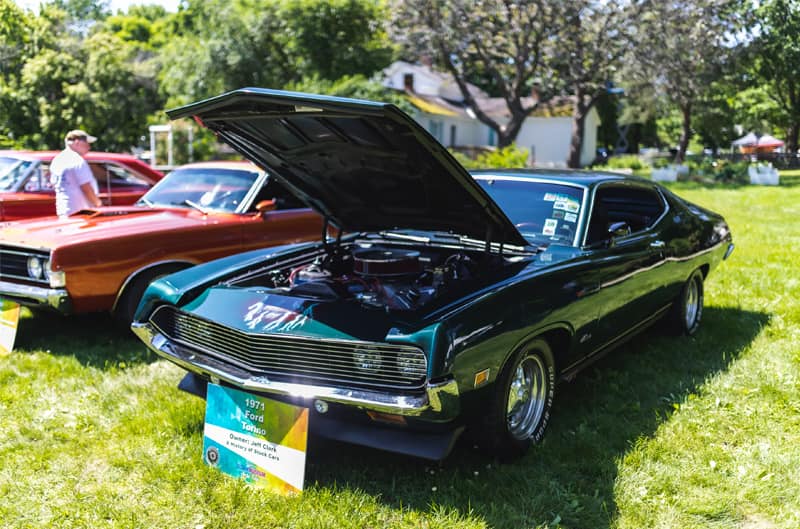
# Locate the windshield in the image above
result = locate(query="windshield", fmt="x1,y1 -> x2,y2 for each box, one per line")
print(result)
477,178 -> 585,246
0,157 -> 35,192
138,166 -> 260,212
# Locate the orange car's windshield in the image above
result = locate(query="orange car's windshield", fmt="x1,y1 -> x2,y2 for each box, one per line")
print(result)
139,167 -> 260,213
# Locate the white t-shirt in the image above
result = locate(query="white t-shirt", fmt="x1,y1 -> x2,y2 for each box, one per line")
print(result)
49,148 -> 99,217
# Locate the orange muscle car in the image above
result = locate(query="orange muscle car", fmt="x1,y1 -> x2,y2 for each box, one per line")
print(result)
0,161 -> 321,321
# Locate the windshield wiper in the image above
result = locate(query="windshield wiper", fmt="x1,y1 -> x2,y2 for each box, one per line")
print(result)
181,199 -> 210,215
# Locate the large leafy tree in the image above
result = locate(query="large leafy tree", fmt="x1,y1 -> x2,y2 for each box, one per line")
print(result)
158,0 -> 394,107
746,0 -> 800,155
388,0 -> 563,148
2,2 -> 165,150
623,0 -> 742,163
554,0 -> 645,167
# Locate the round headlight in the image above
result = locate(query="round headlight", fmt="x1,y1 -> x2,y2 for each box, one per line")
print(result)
42,259 -> 52,280
353,345 -> 383,373
27,256 -> 43,279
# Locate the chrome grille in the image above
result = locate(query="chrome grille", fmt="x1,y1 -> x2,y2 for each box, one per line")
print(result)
150,305 -> 428,390
0,246 -> 49,283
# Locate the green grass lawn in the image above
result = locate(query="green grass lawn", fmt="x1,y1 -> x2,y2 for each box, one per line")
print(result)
2,175 -> 799,528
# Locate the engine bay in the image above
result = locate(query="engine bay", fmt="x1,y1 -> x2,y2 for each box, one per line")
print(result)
230,242 -> 511,312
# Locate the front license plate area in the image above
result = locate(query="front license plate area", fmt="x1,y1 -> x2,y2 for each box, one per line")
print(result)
202,383 -> 309,494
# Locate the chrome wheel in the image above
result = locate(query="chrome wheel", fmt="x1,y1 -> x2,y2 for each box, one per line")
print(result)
506,354 -> 548,441
668,269 -> 704,336
684,276 -> 700,329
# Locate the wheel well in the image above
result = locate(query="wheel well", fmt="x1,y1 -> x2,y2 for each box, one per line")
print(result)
699,264 -> 710,279
113,261 -> 194,314
500,327 -> 572,379
539,328 -> 572,374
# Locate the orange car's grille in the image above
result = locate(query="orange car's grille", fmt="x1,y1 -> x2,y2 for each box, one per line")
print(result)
149,305 -> 428,391
0,246 -> 50,283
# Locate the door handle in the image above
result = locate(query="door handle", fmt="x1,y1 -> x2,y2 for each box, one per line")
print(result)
650,240 -> 666,249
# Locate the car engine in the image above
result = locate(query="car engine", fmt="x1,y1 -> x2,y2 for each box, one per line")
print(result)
258,245 -> 485,312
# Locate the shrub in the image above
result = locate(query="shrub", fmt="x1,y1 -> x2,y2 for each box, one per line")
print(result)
450,145 -> 530,169
598,154 -> 645,171
685,158 -> 749,184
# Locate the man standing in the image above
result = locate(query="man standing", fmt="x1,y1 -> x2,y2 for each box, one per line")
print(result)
50,129 -> 102,217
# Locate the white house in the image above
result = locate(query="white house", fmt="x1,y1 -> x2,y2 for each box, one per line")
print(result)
382,61 -> 600,167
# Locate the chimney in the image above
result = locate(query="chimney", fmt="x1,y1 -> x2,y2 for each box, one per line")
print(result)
530,81 -> 541,104
403,73 -> 415,93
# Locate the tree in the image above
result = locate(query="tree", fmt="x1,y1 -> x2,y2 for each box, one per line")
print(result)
747,0 -> 800,155
623,0 -> 742,163
553,0 -> 645,167
389,0 -> 563,148
283,0 -> 394,81
158,0 -> 394,107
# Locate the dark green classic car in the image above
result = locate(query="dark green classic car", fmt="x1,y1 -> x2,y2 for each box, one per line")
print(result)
132,88 -> 734,461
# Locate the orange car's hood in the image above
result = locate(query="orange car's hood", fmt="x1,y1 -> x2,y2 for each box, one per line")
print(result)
0,206 -> 229,250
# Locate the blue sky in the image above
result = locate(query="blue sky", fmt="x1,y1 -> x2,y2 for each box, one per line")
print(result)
16,0 -> 180,14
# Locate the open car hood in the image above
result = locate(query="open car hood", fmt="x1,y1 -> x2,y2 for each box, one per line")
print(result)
167,88 -> 527,247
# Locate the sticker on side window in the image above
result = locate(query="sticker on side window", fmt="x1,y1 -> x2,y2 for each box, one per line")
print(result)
543,218 -> 558,236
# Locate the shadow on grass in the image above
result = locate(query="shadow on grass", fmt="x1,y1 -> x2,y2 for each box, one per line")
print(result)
778,172 -> 800,187
303,306 -> 769,528
14,309 -> 158,368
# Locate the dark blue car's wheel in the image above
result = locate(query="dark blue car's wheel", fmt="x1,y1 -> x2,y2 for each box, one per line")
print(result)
669,269 -> 704,336
484,339 -> 555,459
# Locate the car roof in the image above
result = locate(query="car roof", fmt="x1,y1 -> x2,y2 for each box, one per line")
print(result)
172,160 -> 261,172
1,150 -> 142,162
469,168 -> 657,190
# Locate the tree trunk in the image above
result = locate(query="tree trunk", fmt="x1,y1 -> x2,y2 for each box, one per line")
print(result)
496,111 -> 527,148
568,97 -> 588,168
675,102 -> 692,165
786,122 -> 799,159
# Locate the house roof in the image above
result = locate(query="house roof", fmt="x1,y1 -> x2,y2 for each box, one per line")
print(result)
404,93 -> 578,120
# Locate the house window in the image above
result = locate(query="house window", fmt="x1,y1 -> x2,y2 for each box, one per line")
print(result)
450,125 -> 457,147
429,120 -> 444,142
487,128 -> 497,146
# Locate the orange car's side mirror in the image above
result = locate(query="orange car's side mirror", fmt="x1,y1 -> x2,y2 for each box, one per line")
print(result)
255,199 -> 277,214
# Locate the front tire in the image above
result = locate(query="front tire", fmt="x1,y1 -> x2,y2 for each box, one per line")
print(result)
114,265 -> 186,325
484,339 -> 556,460
669,269 -> 704,336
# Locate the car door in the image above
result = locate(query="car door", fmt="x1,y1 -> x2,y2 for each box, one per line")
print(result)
238,175 -> 323,252
89,162 -> 152,206
580,183 -> 669,350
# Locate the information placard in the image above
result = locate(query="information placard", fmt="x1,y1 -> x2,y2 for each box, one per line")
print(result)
203,383 -> 309,494
0,299 -> 20,356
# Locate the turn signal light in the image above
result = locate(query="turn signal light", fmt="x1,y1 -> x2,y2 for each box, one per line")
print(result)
366,411 -> 407,425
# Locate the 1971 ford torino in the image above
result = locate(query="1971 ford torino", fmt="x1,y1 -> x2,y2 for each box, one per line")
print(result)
132,89 -> 734,460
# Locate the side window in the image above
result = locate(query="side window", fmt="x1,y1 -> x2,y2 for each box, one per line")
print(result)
24,164 -> 53,192
249,177 -> 305,211
105,163 -> 151,187
89,163 -> 109,187
586,185 -> 666,245
89,163 -> 150,188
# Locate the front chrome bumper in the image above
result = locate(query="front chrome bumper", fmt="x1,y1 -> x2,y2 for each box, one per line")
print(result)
0,280 -> 71,313
131,321 -> 461,421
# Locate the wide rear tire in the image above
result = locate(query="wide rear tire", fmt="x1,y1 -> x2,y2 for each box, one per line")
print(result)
669,269 -> 704,336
